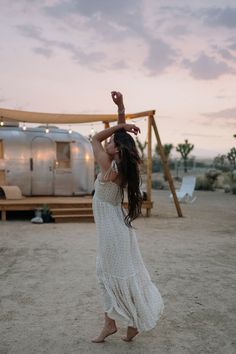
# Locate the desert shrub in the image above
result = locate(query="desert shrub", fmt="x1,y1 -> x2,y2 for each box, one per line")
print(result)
223,173 -> 231,185
214,177 -> 224,189
225,170 -> 236,194
152,180 -> 165,190
212,154 -> 231,172
41,204 -> 53,223
205,169 -> 221,190
231,185 -> 236,195
195,176 -> 215,191
205,169 -> 221,180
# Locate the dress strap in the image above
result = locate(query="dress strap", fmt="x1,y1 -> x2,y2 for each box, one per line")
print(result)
111,160 -> 118,173
103,160 -> 118,181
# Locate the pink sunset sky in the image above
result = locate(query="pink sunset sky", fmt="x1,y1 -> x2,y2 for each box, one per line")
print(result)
0,0 -> 236,158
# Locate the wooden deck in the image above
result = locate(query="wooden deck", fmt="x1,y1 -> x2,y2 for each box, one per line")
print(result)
0,196 -> 153,222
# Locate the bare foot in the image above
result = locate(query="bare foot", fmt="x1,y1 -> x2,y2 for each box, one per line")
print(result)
91,324 -> 117,343
122,326 -> 139,342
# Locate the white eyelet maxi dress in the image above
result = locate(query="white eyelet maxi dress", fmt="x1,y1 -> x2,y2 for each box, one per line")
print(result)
92,161 -> 164,332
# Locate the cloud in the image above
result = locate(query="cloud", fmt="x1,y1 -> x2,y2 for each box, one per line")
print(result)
16,3 -> 236,78
16,5 -> 179,76
43,0 -> 80,18
182,53 -> 235,79
202,107 -> 236,128
33,47 -> 53,58
44,0 -> 141,21
217,48 -> 236,62
43,0 -> 146,42
16,24 -> 106,68
201,6 -> 236,28
144,38 -> 178,75
203,107 -> 236,120
44,0 -> 131,18
159,5 -> 193,18
166,24 -> 191,37
16,24 -> 42,40
229,42 -> 236,51
227,37 -> 236,51
108,60 -> 129,70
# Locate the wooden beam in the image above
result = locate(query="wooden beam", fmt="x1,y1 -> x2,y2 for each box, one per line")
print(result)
0,107 -> 156,124
103,121 -> 110,129
146,116 -> 152,217
151,116 -> 183,217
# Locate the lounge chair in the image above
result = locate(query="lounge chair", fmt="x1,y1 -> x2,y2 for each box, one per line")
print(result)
170,176 -> 197,203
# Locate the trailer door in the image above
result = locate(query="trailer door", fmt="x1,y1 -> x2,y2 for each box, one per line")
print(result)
31,137 -> 55,195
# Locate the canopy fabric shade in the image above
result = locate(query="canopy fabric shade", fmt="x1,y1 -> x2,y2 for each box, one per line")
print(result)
0,107 -> 155,124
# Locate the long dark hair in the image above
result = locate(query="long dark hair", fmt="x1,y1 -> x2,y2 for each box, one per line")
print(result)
114,128 -> 142,227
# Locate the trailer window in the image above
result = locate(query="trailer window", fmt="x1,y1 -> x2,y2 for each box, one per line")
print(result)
0,140 -> 3,159
56,142 -> 70,168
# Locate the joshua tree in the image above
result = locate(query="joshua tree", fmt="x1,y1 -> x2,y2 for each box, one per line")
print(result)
213,154 -> 228,171
156,143 -> 173,159
176,139 -> 194,173
227,147 -> 236,170
136,137 -> 147,160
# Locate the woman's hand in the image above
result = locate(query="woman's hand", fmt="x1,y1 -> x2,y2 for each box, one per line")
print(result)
119,123 -> 141,135
111,91 -> 124,108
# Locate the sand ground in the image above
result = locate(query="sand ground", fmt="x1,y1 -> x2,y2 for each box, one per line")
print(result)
0,190 -> 235,354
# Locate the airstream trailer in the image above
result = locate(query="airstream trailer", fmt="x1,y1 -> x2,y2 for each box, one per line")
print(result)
0,123 -> 94,196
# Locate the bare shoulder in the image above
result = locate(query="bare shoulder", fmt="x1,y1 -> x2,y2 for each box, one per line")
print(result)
91,139 -> 110,171
95,150 -> 112,174
101,160 -> 119,182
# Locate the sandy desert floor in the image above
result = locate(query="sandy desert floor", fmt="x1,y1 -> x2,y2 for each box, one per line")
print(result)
0,189 -> 235,354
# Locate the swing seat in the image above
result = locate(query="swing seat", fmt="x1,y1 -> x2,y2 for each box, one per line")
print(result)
170,176 -> 197,203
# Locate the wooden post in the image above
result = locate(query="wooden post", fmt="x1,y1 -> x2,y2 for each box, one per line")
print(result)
1,209 -> 6,221
146,116 -> 152,217
151,116 -> 183,217
103,121 -> 110,129
103,121 -> 110,147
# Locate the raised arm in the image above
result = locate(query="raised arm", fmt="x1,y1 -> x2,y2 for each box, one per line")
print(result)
111,91 -> 126,124
92,91 -> 140,173
92,123 -> 140,172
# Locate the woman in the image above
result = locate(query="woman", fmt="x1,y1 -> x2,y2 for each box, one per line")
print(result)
91,91 -> 164,343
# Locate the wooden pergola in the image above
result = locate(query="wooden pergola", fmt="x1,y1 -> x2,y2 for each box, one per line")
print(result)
0,107 -> 183,217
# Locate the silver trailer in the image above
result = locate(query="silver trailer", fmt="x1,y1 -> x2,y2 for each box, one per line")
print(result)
0,123 -> 94,196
